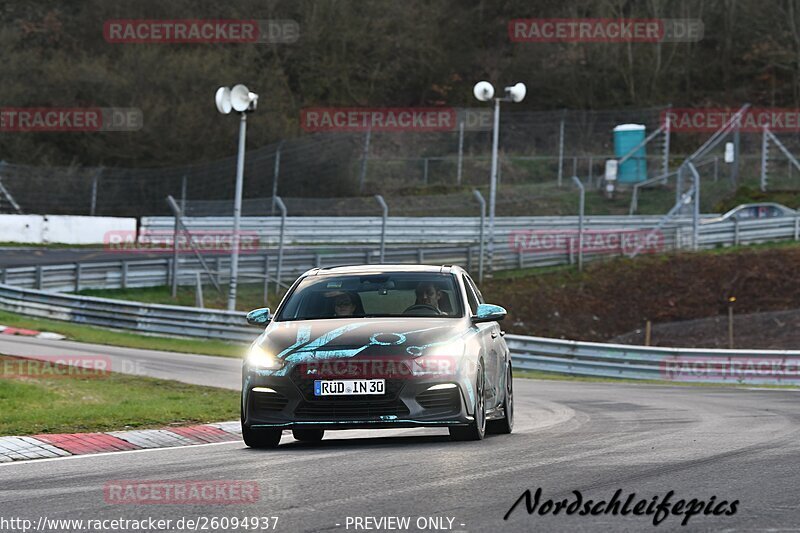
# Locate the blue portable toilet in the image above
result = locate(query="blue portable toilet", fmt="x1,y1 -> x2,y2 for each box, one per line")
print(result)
613,124 -> 648,183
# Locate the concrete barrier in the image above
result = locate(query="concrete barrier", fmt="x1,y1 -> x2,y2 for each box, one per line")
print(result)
0,215 -> 136,244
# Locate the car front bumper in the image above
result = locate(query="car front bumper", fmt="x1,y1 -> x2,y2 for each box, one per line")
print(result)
242,368 -> 474,431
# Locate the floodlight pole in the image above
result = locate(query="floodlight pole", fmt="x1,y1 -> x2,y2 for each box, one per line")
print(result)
227,112 -> 247,311
487,97 -> 501,272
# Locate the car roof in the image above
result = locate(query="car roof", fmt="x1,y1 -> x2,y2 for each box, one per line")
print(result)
729,202 -> 793,211
303,264 -> 464,277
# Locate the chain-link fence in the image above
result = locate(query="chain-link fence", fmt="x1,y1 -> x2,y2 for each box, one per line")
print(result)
4,106 -> 800,217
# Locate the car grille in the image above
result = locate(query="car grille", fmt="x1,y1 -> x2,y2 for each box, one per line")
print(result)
416,387 -> 460,414
251,390 -> 289,412
294,399 -> 410,420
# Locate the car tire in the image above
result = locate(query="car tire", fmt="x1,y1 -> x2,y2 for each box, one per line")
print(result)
449,361 -> 486,441
487,363 -> 513,435
292,428 -> 325,442
242,425 -> 282,449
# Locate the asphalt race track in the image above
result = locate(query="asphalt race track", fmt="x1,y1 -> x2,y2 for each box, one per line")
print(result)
1,336 -> 800,531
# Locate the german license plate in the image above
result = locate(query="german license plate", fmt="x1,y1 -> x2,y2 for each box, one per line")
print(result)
314,379 -> 385,396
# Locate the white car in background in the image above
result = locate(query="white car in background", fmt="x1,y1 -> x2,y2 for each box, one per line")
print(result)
700,203 -> 796,225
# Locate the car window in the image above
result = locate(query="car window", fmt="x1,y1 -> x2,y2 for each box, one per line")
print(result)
276,272 -> 463,320
464,275 -> 486,304
734,207 -> 757,220
462,275 -> 480,315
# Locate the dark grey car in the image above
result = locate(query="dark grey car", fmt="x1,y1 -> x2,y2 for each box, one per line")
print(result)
240,264 -> 513,448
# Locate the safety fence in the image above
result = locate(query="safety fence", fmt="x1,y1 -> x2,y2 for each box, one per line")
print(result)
140,214 -> 686,245
505,334 -> 800,385
1,281 -> 797,384
2,215 -> 798,294
0,284 -> 252,342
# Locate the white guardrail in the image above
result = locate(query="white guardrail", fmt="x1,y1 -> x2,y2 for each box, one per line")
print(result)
140,215 -> 690,245
0,214 -> 799,383
506,334 -> 800,385
0,283 -> 796,384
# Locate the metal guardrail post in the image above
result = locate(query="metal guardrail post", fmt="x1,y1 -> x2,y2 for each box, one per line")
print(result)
274,196 -> 287,295
121,261 -> 128,289
195,272 -> 204,308
263,255 -> 270,304
571,176 -> 585,271
732,124 -> 741,186
456,120 -> 464,186
557,112 -> 565,187
472,189 -> 486,283
166,195 -> 221,293
271,142 -> 283,216
687,162 -> 701,251
170,211 -> 180,298
36,265 -> 43,290
74,263 -> 81,292
374,194 -> 388,263
734,219 -> 740,246
761,127 -> 769,192
180,175 -> 187,213
662,110 -> 671,177
358,129 -> 371,193
89,167 -> 101,216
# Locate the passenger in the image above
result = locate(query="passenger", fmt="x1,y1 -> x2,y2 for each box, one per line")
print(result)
333,292 -> 358,317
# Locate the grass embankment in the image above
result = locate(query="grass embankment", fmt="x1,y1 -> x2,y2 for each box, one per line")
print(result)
0,355 -> 239,435
77,282 -> 283,313
484,240 -> 800,345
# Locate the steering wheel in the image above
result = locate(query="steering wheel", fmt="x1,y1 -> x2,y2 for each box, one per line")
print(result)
404,304 -> 442,316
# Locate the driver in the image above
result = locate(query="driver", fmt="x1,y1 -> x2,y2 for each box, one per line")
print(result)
405,282 -> 443,314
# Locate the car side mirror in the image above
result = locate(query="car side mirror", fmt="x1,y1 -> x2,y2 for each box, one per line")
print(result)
472,303 -> 507,324
246,307 -> 271,326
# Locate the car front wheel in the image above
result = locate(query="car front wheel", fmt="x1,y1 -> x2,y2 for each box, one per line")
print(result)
487,363 -> 513,435
449,361 -> 486,441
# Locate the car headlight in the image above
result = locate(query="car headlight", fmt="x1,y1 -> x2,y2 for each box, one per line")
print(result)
245,345 -> 284,370
410,341 -> 465,377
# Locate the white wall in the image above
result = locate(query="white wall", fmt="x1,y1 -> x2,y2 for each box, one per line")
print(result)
0,215 -> 137,244
0,215 -> 44,243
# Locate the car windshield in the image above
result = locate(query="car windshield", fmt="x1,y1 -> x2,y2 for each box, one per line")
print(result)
276,272 -> 463,320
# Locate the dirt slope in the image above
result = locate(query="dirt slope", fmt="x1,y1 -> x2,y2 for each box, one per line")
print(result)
482,244 -> 800,346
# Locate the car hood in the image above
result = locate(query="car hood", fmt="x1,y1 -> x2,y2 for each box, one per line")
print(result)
256,317 -> 469,361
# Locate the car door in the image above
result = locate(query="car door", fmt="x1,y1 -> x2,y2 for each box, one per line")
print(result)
463,274 -> 503,410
